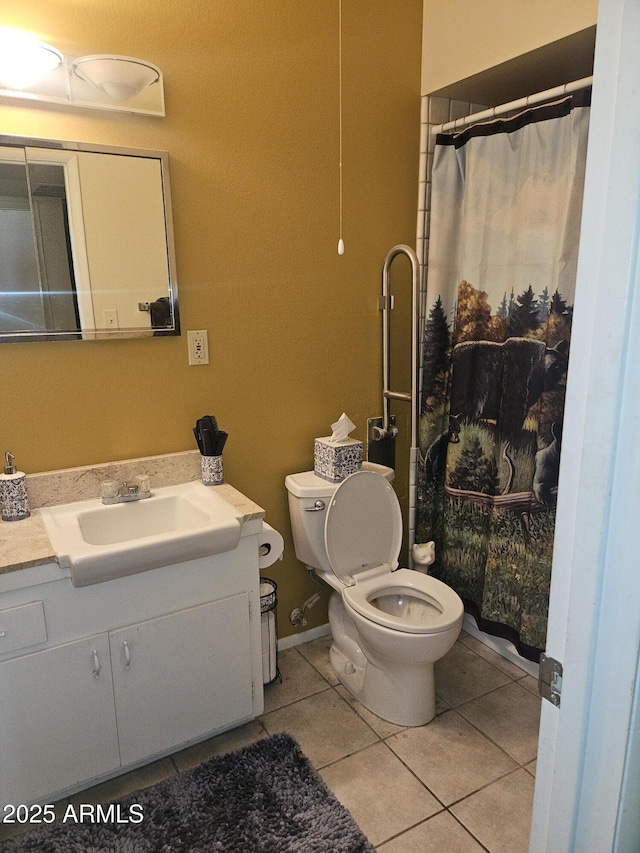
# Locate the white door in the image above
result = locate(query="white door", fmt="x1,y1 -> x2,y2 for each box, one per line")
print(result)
110,595 -> 253,766
0,634 -> 120,806
530,0 -> 640,849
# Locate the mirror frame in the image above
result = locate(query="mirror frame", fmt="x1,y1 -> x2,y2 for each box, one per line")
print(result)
0,133 -> 180,342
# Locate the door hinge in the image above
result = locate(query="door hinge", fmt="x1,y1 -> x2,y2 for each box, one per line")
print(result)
539,653 -> 563,706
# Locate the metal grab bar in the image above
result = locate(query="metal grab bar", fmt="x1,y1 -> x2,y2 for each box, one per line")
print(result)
378,244 -> 420,449
377,244 -> 422,569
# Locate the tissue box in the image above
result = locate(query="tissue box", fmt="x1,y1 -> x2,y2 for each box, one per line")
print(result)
314,437 -> 363,483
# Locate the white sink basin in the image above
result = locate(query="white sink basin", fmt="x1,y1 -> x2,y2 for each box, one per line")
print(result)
40,481 -> 244,587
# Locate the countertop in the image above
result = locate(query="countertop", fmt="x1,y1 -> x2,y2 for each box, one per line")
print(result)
0,483 -> 265,577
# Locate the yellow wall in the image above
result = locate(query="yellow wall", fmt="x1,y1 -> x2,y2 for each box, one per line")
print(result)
422,0 -> 599,94
0,1 -> 423,637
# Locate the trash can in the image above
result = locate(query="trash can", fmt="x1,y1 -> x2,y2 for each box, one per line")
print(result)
260,577 -> 281,684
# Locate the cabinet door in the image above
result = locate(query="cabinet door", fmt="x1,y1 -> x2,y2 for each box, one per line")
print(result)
0,634 -> 120,806
110,594 -> 253,766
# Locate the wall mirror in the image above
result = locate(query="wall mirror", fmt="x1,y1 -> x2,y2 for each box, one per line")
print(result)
0,134 -> 179,341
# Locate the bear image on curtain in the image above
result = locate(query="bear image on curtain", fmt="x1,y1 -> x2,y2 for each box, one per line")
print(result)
418,280 -> 572,658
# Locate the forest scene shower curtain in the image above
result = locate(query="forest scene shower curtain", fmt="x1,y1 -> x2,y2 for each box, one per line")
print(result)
417,92 -> 591,660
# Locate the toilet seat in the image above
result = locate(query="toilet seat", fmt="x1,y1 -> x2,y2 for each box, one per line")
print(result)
324,471 -> 403,583
343,569 -> 464,635
324,471 -> 461,634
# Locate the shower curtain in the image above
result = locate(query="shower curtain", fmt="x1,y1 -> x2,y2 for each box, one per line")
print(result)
417,91 -> 590,660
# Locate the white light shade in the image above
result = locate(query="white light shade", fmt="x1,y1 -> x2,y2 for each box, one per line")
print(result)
0,28 -> 63,90
72,55 -> 160,102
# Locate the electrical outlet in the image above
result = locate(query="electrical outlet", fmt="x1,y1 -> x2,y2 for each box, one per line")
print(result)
103,309 -> 119,329
188,330 -> 209,365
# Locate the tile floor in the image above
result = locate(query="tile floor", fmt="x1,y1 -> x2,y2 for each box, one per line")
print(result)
0,631 -> 541,852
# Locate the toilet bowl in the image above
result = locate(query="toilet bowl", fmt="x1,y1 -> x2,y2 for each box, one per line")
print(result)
285,466 -> 463,726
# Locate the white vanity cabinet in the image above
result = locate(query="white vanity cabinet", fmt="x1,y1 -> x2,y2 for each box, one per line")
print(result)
0,633 -> 121,806
0,531 -> 264,808
110,594 -> 253,766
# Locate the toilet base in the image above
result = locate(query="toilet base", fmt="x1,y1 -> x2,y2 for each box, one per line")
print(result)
329,641 -> 437,727
330,643 -> 365,695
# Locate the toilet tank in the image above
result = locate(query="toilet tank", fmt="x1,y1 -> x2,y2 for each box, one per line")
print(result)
285,471 -> 335,573
285,462 -> 395,574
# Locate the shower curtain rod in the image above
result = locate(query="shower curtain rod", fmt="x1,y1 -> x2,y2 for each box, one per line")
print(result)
431,75 -> 593,135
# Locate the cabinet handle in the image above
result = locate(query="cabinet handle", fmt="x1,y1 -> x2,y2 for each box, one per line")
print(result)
92,649 -> 101,679
123,640 -> 131,670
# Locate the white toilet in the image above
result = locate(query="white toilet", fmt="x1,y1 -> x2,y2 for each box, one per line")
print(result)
285,465 -> 463,726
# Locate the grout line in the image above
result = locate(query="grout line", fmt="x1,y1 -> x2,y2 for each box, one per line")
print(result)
374,770 -> 523,852
334,696 -> 392,743
445,765 -> 530,811
260,683 -> 334,719
446,809 -> 493,852
444,706 -> 537,768
374,808 -> 448,849
451,678 -> 536,709
371,739 -> 521,852
458,637 -> 531,682
314,736 -> 385,773
381,731 -> 449,810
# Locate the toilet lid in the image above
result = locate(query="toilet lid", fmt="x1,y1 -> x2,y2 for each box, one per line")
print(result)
324,470 -> 402,584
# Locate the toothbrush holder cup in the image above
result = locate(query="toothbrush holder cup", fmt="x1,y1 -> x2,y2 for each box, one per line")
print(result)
201,455 -> 224,486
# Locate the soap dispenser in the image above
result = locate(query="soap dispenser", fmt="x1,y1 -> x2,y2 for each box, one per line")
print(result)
0,452 -> 30,521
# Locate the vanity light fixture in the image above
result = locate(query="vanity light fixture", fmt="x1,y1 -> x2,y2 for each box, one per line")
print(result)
0,29 -> 164,117
0,28 -> 63,90
71,55 -> 161,103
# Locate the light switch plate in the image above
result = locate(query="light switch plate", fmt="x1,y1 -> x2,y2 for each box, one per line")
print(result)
103,309 -> 119,329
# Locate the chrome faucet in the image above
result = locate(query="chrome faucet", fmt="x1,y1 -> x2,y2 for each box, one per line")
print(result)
101,475 -> 151,505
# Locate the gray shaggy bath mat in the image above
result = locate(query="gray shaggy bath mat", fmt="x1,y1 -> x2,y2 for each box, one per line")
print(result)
0,732 -> 374,852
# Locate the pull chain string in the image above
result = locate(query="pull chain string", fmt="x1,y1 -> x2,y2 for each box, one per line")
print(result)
337,0 -> 344,255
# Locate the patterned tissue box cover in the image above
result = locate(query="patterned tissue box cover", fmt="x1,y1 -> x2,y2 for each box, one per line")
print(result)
314,437 -> 363,483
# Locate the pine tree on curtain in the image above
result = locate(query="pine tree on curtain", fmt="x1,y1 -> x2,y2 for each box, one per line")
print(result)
417,92 -> 590,660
